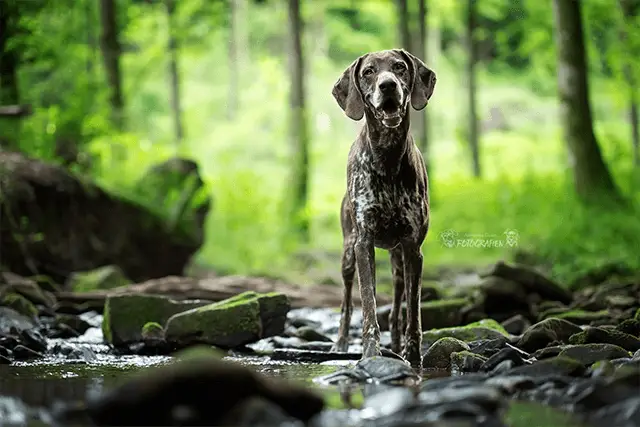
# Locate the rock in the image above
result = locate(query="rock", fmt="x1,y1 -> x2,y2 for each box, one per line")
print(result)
450,351 -> 487,373
569,326 -> 640,352
12,344 -> 43,360
165,292 -> 290,349
56,355 -> 324,426
502,356 -> 586,377
273,348 -> 361,363
140,322 -> 164,341
501,314 -> 531,335
0,271 -> 56,309
0,292 -> 38,318
617,318 -> 640,337
66,265 -> 132,292
478,276 -> 530,320
558,344 -> 631,366
422,337 -> 470,370
102,294 -> 209,347
50,314 -> 92,338
546,309 -> 611,325
0,307 -> 36,334
294,326 -> 332,342
467,337 -> 509,358
377,298 -> 469,331
480,347 -> 528,373
480,261 -> 572,304
422,319 -> 510,348
517,318 -> 582,352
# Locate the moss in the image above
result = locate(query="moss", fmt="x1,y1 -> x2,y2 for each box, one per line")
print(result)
549,309 -> 610,324
422,318 -> 509,346
422,337 -> 469,370
172,345 -> 225,361
141,322 -> 164,340
69,265 -> 131,292
559,344 -> 631,366
450,350 -> 488,373
322,389 -> 364,410
635,308 -> 640,321
419,298 -> 469,329
568,327 -> 640,352
0,292 -> 38,318
616,318 -> 640,337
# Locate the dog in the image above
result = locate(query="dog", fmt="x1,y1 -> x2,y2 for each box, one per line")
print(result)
330,49 -> 437,369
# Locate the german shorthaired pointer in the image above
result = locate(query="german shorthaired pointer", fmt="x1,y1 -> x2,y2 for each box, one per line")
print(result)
330,49 -> 437,369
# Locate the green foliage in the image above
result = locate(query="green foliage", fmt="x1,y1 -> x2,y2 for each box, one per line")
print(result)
4,0 -> 640,288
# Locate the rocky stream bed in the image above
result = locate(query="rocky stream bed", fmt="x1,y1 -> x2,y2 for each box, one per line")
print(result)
1,261 -> 640,427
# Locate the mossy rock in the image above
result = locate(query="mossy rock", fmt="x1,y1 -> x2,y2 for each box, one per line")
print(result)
517,318 -> 582,353
172,345 -> 225,361
141,322 -> 164,341
102,294 -> 209,347
422,337 -> 469,370
0,292 -> 38,318
558,344 -> 631,366
165,291 -> 290,349
450,350 -> 487,373
616,318 -> 640,337
506,355 -> 586,377
569,327 -> 640,352
377,297 -> 469,331
67,265 -> 132,292
546,309 -> 611,325
421,318 -> 509,348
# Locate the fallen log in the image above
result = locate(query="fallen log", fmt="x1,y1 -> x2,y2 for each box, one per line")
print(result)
54,275 -> 391,311
0,151 -> 209,285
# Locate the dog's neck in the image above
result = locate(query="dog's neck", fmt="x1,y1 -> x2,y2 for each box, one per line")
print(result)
362,108 -> 412,175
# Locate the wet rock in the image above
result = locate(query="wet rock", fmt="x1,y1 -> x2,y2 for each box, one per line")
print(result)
294,326 -> 332,342
360,387 -> 417,420
220,396 -> 301,427
0,271 -> 57,309
478,276 -> 530,321
467,337 -> 509,358
49,313 -> 92,339
569,326 -> 640,352
315,356 -> 418,386
66,265 -> 132,292
12,344 -> 43,360
517,318 -> 582,353
501,356 -> 586,377
480,261 -> 572,304
0,292 -> 38,318
49,341 -> 98,362
165,292 -> 290,349
141,322 -> 164,341
450,351 -> 487,373
532,345 -> 564,360
480,347 -> 528,373
422,337 -> 470,370
558,344 -> 631,366
617,318 -> 640,337
102,294 -> 209,348
377,298 -> 469,332
422,319 -> 510,348
500,314 -> 531,335
57,355 -> 324,426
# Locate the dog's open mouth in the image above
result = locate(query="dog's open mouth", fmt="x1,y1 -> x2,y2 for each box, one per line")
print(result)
377,99 -> 403,127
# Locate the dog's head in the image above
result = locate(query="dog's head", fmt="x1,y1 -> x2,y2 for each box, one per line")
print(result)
332,49 -> 436,128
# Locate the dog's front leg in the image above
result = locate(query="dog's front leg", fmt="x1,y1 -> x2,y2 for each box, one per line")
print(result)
354,232 -> 381,359
402,243 -> 423,369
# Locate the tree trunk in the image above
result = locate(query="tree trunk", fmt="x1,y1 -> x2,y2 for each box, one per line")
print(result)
466,0 -> 481,178
396,0 -> 411,53
416,0 -> 430,175
0,1 -> 21,148
618,0 -> 640,167
166,0 -> 184,145
552,0 -> 623,202
99,0 -> 125,130
228,0 -> 248,120
287,0 -> 310,241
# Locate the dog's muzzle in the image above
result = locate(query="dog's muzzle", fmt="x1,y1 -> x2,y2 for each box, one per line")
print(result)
372,74 -> 405,128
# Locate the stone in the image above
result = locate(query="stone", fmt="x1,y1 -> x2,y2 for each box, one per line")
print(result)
0,307 -> 36,335
0,292 -> 38,318
377,298 -> 469,331
503,356 -> 586,377
102,294 -> 209,347
422,337 -> 470,370
569,326 -> 640,352
517,318 -> 582,353
501,314 -> 531,335
546,309 -> 611,325
450,350 -> 487,373
141,322 -> 164,341
165,292 -> 290,349
66,265 -> 132,292
558,344 -> 631,366
422,319 -> 510,348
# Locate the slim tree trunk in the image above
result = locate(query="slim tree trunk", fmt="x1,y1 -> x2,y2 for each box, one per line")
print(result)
166,0 -> 184,145
228,0 -> 249,120
466,0 -> 481,178
618,0 -> 640,167
416,0 -> 430,174
99,0 -> 125,130
552,0 -> 623,202
0,2 -> 21,149
287,0 -> 310,241
396,0 -> 411,53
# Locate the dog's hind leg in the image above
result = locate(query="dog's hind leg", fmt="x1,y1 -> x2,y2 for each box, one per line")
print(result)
389,247 -> 405,355
332,197 -> 356,353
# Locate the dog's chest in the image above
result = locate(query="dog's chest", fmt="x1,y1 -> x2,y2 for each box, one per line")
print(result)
349,156 -> 425,241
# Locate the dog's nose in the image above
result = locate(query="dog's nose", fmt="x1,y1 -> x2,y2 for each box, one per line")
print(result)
378,79 -> 397,93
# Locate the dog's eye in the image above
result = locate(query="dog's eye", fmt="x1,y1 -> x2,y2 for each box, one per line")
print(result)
393,62 -> 407,72
362,67 -> 374,77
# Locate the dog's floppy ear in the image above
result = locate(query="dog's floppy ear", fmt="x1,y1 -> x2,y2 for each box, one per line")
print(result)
332,55 -> 365,121
395,49 -> 437,111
